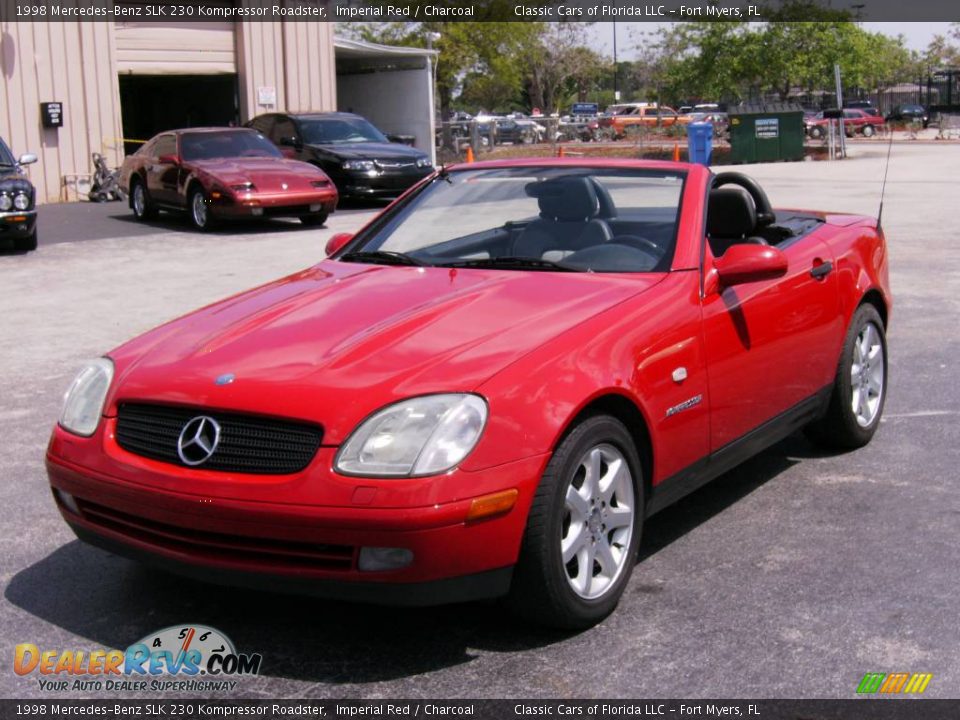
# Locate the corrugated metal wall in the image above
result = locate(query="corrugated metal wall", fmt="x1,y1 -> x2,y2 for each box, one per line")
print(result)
235,22 -> 335,118
0,22 -> 123,203
115,21 -> 237,74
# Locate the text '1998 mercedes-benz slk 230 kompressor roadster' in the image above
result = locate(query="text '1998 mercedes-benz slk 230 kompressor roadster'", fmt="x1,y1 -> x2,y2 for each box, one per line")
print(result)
47,159 -> 890,629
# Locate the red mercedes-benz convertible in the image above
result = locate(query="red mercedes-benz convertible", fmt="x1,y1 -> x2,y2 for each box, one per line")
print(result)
119,128 -> 338,231
48,160 -> 890,629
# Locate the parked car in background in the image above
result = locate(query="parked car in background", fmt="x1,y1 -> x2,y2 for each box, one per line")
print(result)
885,104 -> 929,128
805,109 -> 884,138
0,136 -> 38,252
599,104 -> 680,136
249,112 -> 432,200
120,128 -> 338,231
845,100 -> 880,115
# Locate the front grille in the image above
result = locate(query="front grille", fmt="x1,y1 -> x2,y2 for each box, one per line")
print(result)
115,403 -> 322,475
73,498 -> 354,572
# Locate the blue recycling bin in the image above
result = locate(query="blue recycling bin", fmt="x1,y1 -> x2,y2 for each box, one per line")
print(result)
686,121 -> 714,166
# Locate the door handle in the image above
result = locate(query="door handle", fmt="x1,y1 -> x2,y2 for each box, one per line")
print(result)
810,260 -> 833,280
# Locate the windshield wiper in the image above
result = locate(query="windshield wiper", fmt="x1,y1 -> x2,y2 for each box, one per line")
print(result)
340,250 -> 427,267
437,256 -> 585,272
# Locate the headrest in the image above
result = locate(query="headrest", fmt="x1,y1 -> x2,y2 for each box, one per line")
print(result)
526,176 -> 600,221
589,178 -> 617,219
707,187 -> 757,238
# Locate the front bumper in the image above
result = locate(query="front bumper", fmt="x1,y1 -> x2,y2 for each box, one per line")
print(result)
0,209 -> 37,239
46,426 -> 546,604
210,190 -> 337,220
335,168 -> 432,198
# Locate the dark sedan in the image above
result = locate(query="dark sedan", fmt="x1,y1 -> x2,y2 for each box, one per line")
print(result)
0,137 -> 38,252
120,128 -> 338,231
885,104 -> 929,128
248,112 -> 433,200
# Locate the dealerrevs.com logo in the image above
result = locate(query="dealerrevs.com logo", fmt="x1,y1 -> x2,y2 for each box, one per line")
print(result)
14,624 -> 262,693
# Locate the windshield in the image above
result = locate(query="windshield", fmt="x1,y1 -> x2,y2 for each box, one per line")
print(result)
180,131 -> 282,161
341,167 -> 685,273
0,139 -> 15,166
300,118 -> 389,145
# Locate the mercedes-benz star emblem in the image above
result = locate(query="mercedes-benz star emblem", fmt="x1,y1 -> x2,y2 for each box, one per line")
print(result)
177,416 -> 221,466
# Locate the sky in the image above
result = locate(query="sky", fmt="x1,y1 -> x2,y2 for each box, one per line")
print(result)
587,21 -> 953,59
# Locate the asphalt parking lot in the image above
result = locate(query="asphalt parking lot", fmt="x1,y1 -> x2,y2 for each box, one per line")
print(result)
2,144 -> 958,700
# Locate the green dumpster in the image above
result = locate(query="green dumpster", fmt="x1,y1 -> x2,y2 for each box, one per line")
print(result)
728,103 -> 805,163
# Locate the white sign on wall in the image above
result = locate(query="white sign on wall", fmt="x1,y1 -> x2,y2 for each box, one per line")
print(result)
257,86 -> 277,107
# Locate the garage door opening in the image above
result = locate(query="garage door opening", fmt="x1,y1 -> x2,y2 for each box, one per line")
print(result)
119,74 -> 239,156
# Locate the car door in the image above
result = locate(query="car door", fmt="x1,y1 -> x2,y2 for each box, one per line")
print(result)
271,116 -> 301,159
147,134 -> 179,206
700,235 -> 842,451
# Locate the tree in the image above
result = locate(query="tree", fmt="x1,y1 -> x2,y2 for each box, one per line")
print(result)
340,22 -> 540,117
522,23 -> 605,115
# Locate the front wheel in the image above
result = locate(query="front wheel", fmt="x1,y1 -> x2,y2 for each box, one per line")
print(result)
806,304 -> 888,449
16,231 -> 38,252
299,213 -> 328,227
862,124 -> 876,137
188,186 -> 214,232
507,415 -> 644,630
809,127 -> 824,139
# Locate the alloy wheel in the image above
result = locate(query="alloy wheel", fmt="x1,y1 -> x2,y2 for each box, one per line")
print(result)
851,321 -> 885,427
561,443 -> 635,600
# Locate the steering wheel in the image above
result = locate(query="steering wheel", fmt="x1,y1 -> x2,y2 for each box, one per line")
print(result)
712,172 -> 776,227
610,234 -> 659,253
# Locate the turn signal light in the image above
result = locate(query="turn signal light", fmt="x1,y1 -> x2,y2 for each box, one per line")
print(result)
466,489 -> 518,522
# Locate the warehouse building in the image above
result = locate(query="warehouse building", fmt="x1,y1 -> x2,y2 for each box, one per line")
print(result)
0,19 -> 436,202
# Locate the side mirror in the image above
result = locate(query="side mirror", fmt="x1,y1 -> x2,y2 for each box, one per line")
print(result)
279,137 -> 302,149
325,232 -> 353,256
18,153 -> 37,166
713,244 -> 787,288
158,154 -> 179,165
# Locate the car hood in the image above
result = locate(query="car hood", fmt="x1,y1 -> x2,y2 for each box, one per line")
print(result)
108,262 -> 663,443
307,142 -> 427,162
0,167 -> 32,190
190,157 -> 325,186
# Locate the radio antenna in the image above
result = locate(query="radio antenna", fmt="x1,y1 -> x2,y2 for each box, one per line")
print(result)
876,127 -> 894,230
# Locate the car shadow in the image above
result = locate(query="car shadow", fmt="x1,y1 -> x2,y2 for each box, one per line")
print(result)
108,212 -> 311,236
7,434 -> 805,684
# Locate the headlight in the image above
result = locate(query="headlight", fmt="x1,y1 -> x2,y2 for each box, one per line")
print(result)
416,157 -> 432,168
59,358 -> 114,437
335,394 -> 487,477
342,160 -> 375,171
13,191 -> 30,210
0,194 -> 11,211
229,182 -> 255,192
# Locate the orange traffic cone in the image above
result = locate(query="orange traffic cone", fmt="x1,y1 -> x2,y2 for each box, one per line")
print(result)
465,146 -> 475,163
672,142 -> 680,162
557,145 -> 566,158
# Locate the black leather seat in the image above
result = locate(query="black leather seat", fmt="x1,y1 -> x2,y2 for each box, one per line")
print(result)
514,176 -> 612,259
706,187 -> 769,257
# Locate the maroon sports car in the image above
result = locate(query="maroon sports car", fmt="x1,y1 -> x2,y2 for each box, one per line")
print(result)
120,128 -> 338,231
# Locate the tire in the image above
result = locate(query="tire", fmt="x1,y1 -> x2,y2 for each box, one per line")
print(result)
809,127 -> 823,139
130,178 -> 157,221
299,213 -> 328,227
862,124 -> 875,137
806,304 -> 888,450
16,231 -> 38,252
507,414 -> 644,630
188,186 -> 214,232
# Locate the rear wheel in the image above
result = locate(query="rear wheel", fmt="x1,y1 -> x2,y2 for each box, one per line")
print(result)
299,213 -> 328,227
809,126 -> 824,139
806,304 -> 887,449
507,414 -> 644,630
130,178 -> 157,221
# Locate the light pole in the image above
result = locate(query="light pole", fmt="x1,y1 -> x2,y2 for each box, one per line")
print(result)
612,22 -> 620,102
